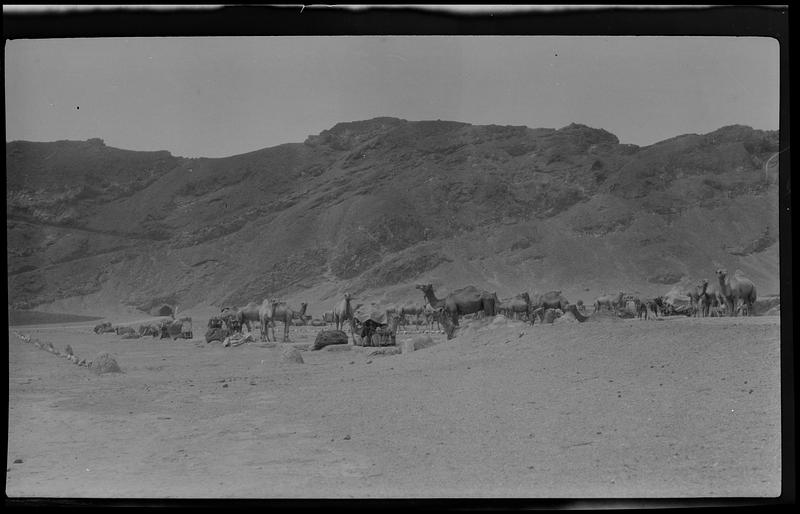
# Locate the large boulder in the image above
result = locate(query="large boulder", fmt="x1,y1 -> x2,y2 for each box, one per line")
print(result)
89,352 -> 121,374
281,346 -> 304,364
401,334 -> 436,354
311,330 -> 349,351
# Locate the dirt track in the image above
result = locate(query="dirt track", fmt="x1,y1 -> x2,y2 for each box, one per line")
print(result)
6,315 -> 782,498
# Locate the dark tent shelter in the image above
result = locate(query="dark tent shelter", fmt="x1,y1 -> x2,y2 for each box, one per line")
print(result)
151,304 -> 174,317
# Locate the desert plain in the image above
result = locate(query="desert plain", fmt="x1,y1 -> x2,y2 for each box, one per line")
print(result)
6,309 -> 783,499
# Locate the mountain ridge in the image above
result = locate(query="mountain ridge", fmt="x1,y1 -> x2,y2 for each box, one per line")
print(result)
6,118 -> 780,316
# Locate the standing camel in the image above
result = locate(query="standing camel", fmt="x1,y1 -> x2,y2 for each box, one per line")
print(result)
333,293 -> 357,343
258,298 -> 278,342
415,284 -> 497,339
423,305 -> 440,333
716,269 -> 757,317
270,301 -> 308,342
238,302 -> 263,334
594,291 -> 624,314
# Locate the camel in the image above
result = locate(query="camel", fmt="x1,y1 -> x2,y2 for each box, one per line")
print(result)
594,291 -> 624,314
693,279 -> 720,318
498,292 -> 532,322
220,306 -> 243,333
687,283 -> 709,318
159,317 -> 193,340
333,293 -> 357,343
386,302 -> 425,331
640,298 -> 660,319
138,323 -> 160,337
636,301 -> 648,320
238,302 -> 263,334
257,299 -> 277,342
621,294 -> 642,316
94,322 -> 114,334
716,269 -> 757,317
531,291 -> 569,311
565,304 -> 589,322
415,284 -> 497,335
532,307 -> 564,324
423,305 -> 441,333
115,326 -> 136,336
269,301 -> 307,342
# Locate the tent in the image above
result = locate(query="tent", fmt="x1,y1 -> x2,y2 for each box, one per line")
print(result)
150,304 -> 174,317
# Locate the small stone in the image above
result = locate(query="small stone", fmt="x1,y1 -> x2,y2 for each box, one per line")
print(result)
343,435 -> 351,440
14,459 -> 23,464
222,383 -> 228,388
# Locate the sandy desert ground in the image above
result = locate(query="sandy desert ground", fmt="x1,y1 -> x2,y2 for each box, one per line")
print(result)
6,312 -> 783,499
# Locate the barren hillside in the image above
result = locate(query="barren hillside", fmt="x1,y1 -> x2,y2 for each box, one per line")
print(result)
6,118 -> 780,316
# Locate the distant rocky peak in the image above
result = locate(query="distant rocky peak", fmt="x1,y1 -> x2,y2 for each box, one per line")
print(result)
555,123 -> 620,146
305,117 -> 407,149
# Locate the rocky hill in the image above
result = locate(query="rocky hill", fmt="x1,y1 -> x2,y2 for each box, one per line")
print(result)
6,118 -> 780,316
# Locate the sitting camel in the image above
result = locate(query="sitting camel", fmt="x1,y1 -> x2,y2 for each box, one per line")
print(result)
270,301 -> 308,342
138,323 -> 161,337
594,291 -> 624,314
531,291 -> 569,312
716,268 -> 757,317
416,284 -> 497,339
94,322 -> 113,334
532,306 -> 564,324
333,292 -> 357,343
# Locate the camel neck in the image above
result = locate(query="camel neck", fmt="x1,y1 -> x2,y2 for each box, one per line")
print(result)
424,289 -> 444,307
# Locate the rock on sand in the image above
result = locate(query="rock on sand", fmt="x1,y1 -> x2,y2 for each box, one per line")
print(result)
401,335 -> 436,354
89,352 -> 122,374
281,346 -> 304,364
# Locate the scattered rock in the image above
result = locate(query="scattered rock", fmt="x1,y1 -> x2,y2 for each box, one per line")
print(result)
368,347 -> 401,357
64,345 -> 74,356
281,346 -> 304,364
402,334 -> 436,354
78,359 -> 86,367
89,353 -> 121,374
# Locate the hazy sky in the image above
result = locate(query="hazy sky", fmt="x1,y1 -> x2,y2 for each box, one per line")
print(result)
5,36 -> 779,158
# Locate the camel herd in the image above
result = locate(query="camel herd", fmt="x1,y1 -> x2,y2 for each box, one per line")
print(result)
207,266 -> 758,345
93,267 -> 758,345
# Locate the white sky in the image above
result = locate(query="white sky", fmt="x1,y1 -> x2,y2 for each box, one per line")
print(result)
5,36 -> 779,158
